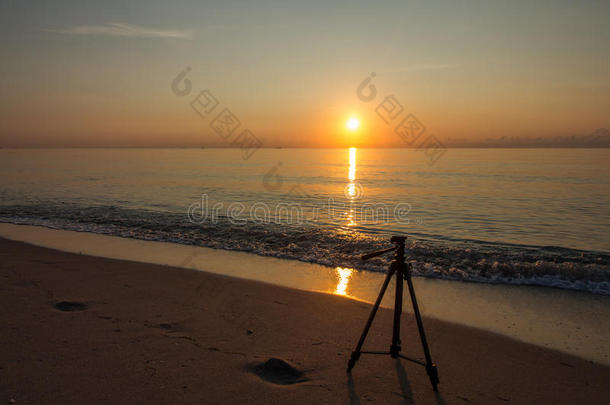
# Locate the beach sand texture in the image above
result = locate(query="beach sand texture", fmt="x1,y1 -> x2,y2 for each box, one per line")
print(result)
1,238 -> 609,404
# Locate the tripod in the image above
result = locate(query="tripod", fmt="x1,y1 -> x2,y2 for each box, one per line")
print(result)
346,236 -> 439,391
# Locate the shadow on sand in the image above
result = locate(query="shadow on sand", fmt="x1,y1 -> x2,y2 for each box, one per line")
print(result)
347,359 -> 447,405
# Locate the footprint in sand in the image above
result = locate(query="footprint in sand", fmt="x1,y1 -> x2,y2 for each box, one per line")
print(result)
247,358 -> 308,385
53,301 -> 88,312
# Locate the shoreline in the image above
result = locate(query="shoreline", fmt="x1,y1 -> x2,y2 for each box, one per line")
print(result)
1,237 -> 609,404
0,215 -> 606,295
1,222 -> 609,366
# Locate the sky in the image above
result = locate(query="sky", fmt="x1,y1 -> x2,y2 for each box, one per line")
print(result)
0,0 -> 608,148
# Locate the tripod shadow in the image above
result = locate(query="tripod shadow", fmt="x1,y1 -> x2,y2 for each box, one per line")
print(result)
434,392 -> 448,405
394,359 -> 415,404
346,361 -> 415,405
395,359 -> 448,405
347,373 -> 360,405
347,361 -> 447,405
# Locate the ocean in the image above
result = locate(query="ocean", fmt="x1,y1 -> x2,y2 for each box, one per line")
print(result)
1,148 -> 608,294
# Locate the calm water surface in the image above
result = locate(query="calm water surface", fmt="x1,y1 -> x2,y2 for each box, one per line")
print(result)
1,148 -> 608,294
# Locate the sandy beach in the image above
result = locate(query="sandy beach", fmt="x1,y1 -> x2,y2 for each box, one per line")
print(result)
1,237 -> 608,404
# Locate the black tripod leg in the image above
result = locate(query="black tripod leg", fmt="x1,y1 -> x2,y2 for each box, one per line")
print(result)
405,273 -> 439,391
390,263 -> 403,357
347,266 -> 395,372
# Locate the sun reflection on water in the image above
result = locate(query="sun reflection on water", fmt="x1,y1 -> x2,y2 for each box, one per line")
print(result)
347,208 -> 356,226
345,147 -> 358,224
348,147 -> 356,181
334,267 -> 354,296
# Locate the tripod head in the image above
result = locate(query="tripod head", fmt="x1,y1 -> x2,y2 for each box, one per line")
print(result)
361,235 -> 407,261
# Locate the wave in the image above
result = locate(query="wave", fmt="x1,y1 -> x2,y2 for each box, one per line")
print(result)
1,203 -> 608,295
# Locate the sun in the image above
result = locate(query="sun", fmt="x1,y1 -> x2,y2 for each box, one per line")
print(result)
346,117 -> 360,131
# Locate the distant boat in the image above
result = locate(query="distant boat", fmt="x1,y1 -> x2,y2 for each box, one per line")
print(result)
275,146 -> 283,149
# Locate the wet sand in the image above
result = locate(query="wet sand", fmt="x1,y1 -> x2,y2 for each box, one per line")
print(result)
1,237 -> 609,404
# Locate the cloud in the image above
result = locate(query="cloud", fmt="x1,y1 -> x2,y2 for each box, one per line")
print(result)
49,22 -> 192,39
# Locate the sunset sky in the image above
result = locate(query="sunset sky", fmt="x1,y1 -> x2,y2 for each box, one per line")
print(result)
1,0 -> 608,148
